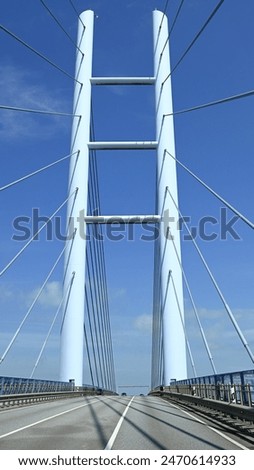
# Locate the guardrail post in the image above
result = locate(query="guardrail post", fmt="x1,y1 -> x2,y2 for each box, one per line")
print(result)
238,384 -> 243,405
246,384 -> 252,407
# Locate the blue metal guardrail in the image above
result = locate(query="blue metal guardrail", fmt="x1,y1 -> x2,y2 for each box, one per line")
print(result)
171,368 -> 254,406
0,376 -> 75,395
0,376 -> 109,396
173,368 -> 254,387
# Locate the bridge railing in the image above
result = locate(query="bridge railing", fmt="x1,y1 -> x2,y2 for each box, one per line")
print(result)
166,383 -> 254,407
150,383 -> 254,425
0,376 -> 75,395
172,368 -> 254,388
0,376 -> 116,409
0,390 -> 85,408
0,376 -> 116,397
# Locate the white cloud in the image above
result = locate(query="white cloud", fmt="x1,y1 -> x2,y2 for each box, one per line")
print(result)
187,305 -> 254,340
30,281 -> 62,308
0,64 -> 71,139
198,306 -> 254,320
0,281 -> 62,310
0,330 -> 61,379
198,307 -> 226,320
0,284 -> 14,301
109,287 -> 127,300
184,303 -> 254,376
134,313 -> 152,333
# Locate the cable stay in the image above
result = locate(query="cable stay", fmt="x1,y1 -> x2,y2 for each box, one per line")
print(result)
154,0 -> 185,115
88,200 -> 114,389
0,151 -> 79,193
96,232 -> 116,390
162,0 -> 225,86
84,106 -> 116,391
169,272 -> 197,378
156,270 -> 169,386
0,104 -> 80,118
151,234 -> 164,388
83,313 -> 95,388
164,89 -> 254,118
87,229 -> 109,390
160,184 -> 168,219
166,187 -> 254,365
86,204 -> 114,389
160,350 -> 165,387
62,222 -> 78,287
168,226 -> 217,374
165,150 -> 254,230
160,227 -> 171,271
159,266 -> 197,378
0,188 -> 78,277
158,150 -> 167,189
154,187 -> 217,375
158,0 -> 186,68
68,0 -> 86,30
0,23 -> 82,85
152,177 -> 165,388
85,285 -> 100,387
39,0 -> 84,56
91,242 -> 112,390
86,175 -> 112,389
0,243 -> 68,365
154,0 -> 170,53
168,0 -> 185,37
87,182 -> 107,387
161,270 -> 171,318
30,272 -> 75,379
159,0 -> 170,33
86,253 -> 105,388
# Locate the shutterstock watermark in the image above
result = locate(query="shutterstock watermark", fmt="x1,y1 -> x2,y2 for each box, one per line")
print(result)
11,207 -> 241,243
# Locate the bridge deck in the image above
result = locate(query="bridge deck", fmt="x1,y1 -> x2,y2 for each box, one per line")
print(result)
0,396 -> 252,450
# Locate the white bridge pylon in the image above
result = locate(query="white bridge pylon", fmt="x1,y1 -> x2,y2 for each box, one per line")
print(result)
60,10 -> 187,387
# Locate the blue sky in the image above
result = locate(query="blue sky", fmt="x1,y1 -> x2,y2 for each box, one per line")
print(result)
0,0 -> 254,395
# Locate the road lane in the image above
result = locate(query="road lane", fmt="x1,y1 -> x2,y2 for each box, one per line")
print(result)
105,396 -> 134,449
0,397 -> 96,437
0,395 -> 252,449
0,396 -> 130,449
108,396 -> 249,450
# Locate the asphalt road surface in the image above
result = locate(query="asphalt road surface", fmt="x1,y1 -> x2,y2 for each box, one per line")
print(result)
0,395 -> 252,450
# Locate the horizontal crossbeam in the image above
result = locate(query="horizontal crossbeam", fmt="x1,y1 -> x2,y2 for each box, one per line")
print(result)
84,215 -> 161,224
88,141 -> 158,150
118,385 -> 149,388
91,77 -> 156,85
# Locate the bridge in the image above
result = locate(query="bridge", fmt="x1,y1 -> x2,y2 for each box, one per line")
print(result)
0,0 -> 254,451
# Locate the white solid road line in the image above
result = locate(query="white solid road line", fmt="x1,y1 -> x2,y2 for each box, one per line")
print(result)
0,399 -> 100,440
170,402 -> 248,450
207,426 -> 249,450
105,396 -> 135,450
